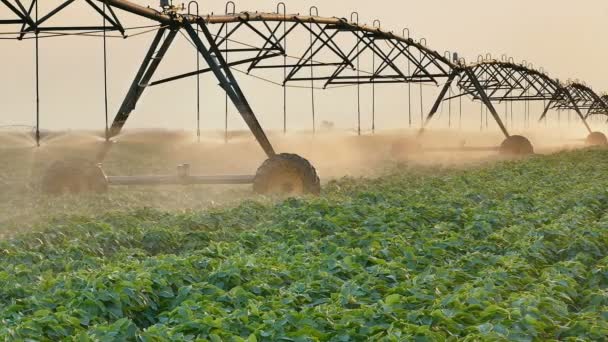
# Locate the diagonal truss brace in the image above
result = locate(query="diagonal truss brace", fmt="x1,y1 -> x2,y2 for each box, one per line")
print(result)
97,19 -> 275,162
538,89 -> 592,133
425,68 -> 510,138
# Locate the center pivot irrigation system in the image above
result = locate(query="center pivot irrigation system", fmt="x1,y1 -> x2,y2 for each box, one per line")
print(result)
2,0 -> 608,195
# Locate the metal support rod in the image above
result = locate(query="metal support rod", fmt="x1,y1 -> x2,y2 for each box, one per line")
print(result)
542,100 -> 546,127
463,68 -> 510,138
224,1 -> 235,143
309,6 -> 318,135
408,63 -> 412,128
107,174 -> 255,186
353,12 -> 360,135
103,2 -> 109,141
150,53 -> 282,86
504,101 -> 508,129
404,28 -> 411,128
278,2 -> 287,134
371,35 -> 375,134
526,92 -> 530,129
30,0 -> 77,30
224,23 -> 229,143
419,62 -> 424,126
448,85 -> 452,128
422,70 -> 457,127
371,19 -> 380,134
459,87 -> 462,130
109,28 -> 173,137
97,0 -> 172,24
563,90 -> 592,133
188,1 -> 200,142
538,98 -> 554,122
185,20 -> 276,157
485,103 -> 488,129
96,27 -> 173,163
34,0 -> 39,147
479,102 -> 483,131
444,51 -> 452,129
510,100 -> 513,127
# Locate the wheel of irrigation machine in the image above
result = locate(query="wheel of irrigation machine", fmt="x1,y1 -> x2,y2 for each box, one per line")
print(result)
585,132 -> 608,147
499,135 -> 534,156
41,159 -> 108,195
253,153 -> 321,196
390,139 -> 422,160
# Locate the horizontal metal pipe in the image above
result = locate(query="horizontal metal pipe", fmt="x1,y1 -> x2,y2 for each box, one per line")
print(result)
89,2 -> 452,68
36,26 -> 120,31
107,174 -> 255,186
96,0 -> 172,24
423,146 -> 500,152
0,19 -> 23,24
195,13 -> 453,68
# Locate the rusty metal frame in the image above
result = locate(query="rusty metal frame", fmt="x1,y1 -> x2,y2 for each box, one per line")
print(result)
1,0 -> 125,38
426,60 -> 596,136
147,13 -> 455,90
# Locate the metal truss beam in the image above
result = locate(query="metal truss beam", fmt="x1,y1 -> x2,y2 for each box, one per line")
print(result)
554,84 -> 608,120
0,0 -> 126,39
425,60 -> 595,136
2,0 -> 606,158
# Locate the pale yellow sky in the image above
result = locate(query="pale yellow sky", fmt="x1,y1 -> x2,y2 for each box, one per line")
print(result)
0,0 -> 606,136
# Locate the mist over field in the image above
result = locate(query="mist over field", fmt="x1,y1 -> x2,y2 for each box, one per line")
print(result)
0,126 -> 597,235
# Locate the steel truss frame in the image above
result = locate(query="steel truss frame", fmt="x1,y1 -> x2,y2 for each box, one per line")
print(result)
0,0 -> 125,38
592,95 -> 608,118
150,13 -> 454,88
1,0 -> 606,173
551,83 -> 608,120
426,61 -> 596,137
92,8 -> 458,163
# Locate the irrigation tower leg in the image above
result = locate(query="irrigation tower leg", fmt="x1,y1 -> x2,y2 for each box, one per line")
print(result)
184,20 -> 275,158
563,91 -> 592,134
464,68 -> 510,138
96,27 -> 176,163
538,99 -> 554,123
423,71 -> 458,129
539,92 -> 592,134
96,20 -> 277,163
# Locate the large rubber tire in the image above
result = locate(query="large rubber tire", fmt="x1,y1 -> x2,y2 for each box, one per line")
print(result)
41,159 -> 108,195
586,132 -> 608,146
391,139 -> 422,160
253,153 -> 320,195
499,135 -> 534,156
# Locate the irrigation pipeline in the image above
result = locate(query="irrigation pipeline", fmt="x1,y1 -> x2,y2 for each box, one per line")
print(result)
1,0 -> 607,152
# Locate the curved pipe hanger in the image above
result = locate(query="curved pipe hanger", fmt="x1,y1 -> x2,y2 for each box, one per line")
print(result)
350,12 -> 359,25
225,1 -> 236,15
309,6 -> 319,17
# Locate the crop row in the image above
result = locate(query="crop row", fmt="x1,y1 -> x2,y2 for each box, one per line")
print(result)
1,149 -> 608,340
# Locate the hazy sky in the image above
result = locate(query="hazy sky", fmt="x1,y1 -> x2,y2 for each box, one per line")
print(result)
1,0 -> 606,135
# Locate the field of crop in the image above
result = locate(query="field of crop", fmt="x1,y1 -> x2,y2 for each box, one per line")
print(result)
2,143 -> 608,340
